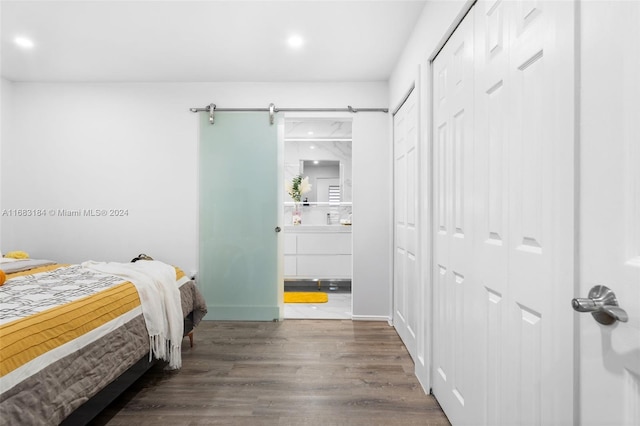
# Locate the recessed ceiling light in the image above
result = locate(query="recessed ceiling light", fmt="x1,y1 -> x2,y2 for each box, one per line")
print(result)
14,36 -> 34,49
313,160 -> 319,165
310,146 -> 315,150
307,131 -> 314,135
287,35 -> 304,49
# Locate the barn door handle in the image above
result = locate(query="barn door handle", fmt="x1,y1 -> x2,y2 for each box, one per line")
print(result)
572,285 -> 628,325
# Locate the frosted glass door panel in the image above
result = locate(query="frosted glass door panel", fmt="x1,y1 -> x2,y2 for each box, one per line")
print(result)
199,112 -> 282,320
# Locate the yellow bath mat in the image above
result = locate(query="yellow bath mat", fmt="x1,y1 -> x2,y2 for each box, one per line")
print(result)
284,292 -> 328,304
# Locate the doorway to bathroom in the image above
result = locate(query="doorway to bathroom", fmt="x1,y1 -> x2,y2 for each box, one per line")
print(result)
282,117 -> 353,319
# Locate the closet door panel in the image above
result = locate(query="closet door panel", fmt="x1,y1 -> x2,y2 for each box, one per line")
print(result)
505,1 -> 575,424
473,1 -> 510,424
393,90 -> 419,359
432,10 -> 480,424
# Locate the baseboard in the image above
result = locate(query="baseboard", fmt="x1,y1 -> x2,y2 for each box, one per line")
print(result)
351,314 -> 392,322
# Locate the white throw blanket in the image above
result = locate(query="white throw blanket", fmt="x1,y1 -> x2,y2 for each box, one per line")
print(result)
81,260 -> 183,369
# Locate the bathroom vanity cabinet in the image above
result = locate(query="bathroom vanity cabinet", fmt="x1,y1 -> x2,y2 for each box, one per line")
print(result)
283,225 -> 352,279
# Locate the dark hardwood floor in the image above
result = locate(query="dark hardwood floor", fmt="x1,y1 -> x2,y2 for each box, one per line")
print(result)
90,320 -> 450,426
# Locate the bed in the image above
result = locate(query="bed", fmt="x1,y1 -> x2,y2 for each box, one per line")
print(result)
0,258 -> 207,425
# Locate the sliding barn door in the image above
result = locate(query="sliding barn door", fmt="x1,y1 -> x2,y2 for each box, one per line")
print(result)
393,89 -> 419,359
432,1 -> 575,424
199,112 -> 284,321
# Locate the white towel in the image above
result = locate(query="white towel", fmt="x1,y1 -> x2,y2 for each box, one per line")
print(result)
81,260 -> 183,369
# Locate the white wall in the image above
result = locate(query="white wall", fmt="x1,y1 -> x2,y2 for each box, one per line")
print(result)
0,78 -> 13,246
389,0 -> 468,108
352,114 -> 392,319
0,5 -> 3,244
2,83 -> 199,271
0,81 -> 391,316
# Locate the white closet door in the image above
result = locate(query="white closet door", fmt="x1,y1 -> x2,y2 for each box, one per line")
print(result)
472,1 -> 510,424
393,89 -> 419,359
503,1 -> 575,424
432,10 -> 478,425
432,1 -> 575,424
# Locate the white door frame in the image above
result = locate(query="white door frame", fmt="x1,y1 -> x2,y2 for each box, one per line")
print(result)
282,112 -> 354,315
577,1 -> 640,424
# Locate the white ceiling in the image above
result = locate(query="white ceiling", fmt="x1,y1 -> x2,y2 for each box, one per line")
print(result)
0,0 -> 427,83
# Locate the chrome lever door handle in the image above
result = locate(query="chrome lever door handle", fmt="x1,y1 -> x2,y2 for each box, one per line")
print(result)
571,298 -> 598,312
572,285 -> 628,325
601,306 -> 628,323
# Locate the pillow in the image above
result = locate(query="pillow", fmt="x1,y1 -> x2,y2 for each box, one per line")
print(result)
5,251 -> 29,259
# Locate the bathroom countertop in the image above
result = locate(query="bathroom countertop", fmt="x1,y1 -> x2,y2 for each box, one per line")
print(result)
284,225 -> 352,233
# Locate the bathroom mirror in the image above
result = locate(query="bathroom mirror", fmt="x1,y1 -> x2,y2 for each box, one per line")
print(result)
300,160 -> 341,204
